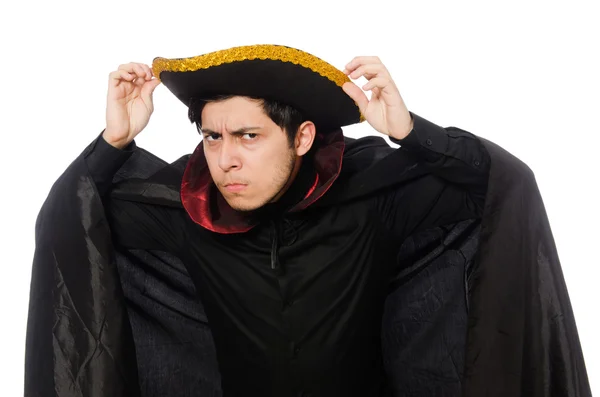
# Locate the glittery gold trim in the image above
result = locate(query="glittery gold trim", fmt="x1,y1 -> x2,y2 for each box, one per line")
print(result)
153,44 -> 348,86
152,44 -> 364,122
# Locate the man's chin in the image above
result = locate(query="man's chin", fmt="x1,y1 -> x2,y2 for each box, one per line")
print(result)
218,187 -> 275,212
224,196 -> 264,213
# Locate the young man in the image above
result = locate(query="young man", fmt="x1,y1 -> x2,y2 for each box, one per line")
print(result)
26,45 -> 591,397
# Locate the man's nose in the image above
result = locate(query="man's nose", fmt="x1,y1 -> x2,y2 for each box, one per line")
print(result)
218,140 -> 242,171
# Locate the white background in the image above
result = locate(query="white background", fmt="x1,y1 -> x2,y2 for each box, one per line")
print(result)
0,0 -> 598,395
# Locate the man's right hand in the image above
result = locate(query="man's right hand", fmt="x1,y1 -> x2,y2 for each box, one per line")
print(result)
104,62 -> 161,149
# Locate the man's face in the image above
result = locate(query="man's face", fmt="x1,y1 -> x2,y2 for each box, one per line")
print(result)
200,96 -> 297,212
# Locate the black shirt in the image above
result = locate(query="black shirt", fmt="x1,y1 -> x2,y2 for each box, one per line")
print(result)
84,112 -> 490,397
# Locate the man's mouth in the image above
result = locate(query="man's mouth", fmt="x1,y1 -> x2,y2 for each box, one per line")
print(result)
223,183 -> 248,193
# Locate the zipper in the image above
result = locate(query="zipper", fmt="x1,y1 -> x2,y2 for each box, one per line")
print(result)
270,220 -> 284,275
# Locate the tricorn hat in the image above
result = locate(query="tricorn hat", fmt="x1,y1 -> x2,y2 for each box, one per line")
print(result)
152,44 -> 364,131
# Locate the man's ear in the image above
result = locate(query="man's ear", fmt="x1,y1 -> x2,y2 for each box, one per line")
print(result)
294,121 -> 316,156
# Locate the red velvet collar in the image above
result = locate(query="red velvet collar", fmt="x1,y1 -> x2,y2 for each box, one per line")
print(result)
180,129 -> 345,234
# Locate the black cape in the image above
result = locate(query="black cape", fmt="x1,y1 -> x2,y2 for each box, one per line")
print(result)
25,134 -> 591,396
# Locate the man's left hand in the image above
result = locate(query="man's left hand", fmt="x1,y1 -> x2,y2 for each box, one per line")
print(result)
342,56 -> 413,140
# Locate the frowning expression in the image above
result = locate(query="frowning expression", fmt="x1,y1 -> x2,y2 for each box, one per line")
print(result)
201,97 -> 311,211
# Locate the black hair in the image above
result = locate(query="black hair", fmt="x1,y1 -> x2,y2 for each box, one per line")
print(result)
188,95 -> 306,147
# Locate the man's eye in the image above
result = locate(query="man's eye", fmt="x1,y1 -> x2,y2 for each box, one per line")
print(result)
242,133 -> 258,140
205,134 -> 221,141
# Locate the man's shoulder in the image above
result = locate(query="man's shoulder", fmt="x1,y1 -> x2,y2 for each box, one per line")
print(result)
311,135 -> 401,207
341,135 -> 395,174
106,148 -> 190,208
112,147 -> 190,185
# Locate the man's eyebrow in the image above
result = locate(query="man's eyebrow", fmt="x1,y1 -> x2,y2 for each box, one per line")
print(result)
200,127 -> 261,136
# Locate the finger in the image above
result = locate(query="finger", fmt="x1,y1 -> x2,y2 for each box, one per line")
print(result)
348,64 -> 389,80
132,64 -> 150,81
118,63 -> 149,80
117,63 -> 137,73
362,77 -> 402,103
141,78 -> 161,108
362,77 -> 393,92
342,82 -> 369,115
109,70 -> 133,81
134,76 -> 147,87
344,56 -> 382,73
140,63 -> 153,79
108,70 -> 134,86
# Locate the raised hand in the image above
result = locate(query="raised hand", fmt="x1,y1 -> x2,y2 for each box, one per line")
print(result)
104,62 -> 161,149
342,56 -> 413,140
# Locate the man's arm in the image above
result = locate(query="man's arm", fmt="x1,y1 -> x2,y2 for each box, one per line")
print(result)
84,130 -> 136,195
341,56 -> 490,238
83,132 -> 188,252
376,112 -> 490,239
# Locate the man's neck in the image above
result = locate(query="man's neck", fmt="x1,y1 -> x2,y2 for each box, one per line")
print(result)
256,156 -> 316,217
270,156 -> 304,204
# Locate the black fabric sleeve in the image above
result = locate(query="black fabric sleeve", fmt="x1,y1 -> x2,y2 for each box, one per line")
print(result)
103,197 -> 188,253
82,131 -> 187,253
83,131 -> 136,196
377,112 -> 491,240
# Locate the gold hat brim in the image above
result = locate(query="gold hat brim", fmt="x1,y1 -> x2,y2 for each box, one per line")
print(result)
152,44 -> 365,130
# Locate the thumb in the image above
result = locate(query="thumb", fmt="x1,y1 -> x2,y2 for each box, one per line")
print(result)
141,78 -> 161,104
342,82 -> 369,115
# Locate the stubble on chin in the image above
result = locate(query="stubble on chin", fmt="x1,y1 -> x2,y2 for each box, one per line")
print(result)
221,150 -> 298,213
225,191 -> 279,213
